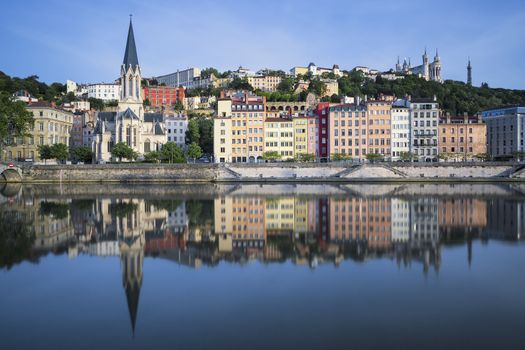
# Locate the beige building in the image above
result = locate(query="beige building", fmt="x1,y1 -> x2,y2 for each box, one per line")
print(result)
4,101 -> 73,162
247,75 -> 282,92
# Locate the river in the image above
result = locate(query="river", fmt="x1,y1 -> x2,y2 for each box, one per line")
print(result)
0,183 -> 524,349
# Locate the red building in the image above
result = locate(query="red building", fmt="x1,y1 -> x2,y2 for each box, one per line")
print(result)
316,102 -> 330,160
143,85 -> 185,109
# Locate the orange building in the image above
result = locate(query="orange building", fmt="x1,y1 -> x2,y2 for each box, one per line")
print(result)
438,114 -> 487,161
366,100 -> 392,160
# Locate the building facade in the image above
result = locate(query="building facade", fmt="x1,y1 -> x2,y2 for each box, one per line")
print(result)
155,68 -> 201,87
366,100 -> 392,160
87,83 -> 121,101
143,85 -> 185,110
165,114 -> 188,149
482,106 -> 525,159
439,114 -> 487,161
410,97 -> 440,162
391,105 -> 410,161
328,104 -> 367,159
3,101 -> 73,162
247,75 -> 282,92
293,115 -> 308,157
264,118 -> 294,160
214,94 -> 266,163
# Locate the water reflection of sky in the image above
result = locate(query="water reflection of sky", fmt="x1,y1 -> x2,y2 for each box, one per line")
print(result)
1,184 -> 525,349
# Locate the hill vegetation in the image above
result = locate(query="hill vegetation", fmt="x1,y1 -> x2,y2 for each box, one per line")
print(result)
2,69 -> 525,116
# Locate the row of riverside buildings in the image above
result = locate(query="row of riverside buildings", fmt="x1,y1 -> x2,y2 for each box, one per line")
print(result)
2,19 -> 524,163
213,93 -> 504,163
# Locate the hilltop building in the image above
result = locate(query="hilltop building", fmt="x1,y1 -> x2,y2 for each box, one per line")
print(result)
395,49 -> 442,82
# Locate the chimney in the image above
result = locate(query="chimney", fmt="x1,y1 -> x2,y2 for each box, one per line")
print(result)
433,95 -> 437,101
51,101 -> 56,109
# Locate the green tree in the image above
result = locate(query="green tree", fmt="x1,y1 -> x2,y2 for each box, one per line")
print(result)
87,97 -> 104,111
474,153 -> 491,162
366,153 -> 384,163
37,145 -> 53,164
187,142 -> 203,162
331,153 -> 350,161
308,79 -> 327,97
263,151 -> 281,161
143,98 -> 151,107
174,100 -> 184,112
111,142 -> 136,162
277,77 -> 296,93
399,151 -> 417,162
0,92 -> 34,156
144,151 -> 161,163
72,146 -> 93,163
200,67 -> 221,79
186,118 -> 200,144
50,143 -> 69,162
295,153 -> 314,162
197,117 -> 214,154
160,142 -> 185,163
228,77 -> 253,91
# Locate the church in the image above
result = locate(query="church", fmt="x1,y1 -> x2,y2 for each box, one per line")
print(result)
395,49 -> 442,83
93,18 -> 166,162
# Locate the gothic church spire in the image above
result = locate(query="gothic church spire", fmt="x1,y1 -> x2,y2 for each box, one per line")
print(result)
123,16 -> 139,69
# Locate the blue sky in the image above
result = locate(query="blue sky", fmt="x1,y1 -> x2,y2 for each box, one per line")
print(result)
0,0 -> 524,89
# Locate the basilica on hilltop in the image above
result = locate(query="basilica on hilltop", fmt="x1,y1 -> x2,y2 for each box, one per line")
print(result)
395,48 -> 442,83
93,18 -> 166,162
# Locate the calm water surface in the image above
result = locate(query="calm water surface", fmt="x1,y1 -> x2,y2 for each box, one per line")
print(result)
1,182 -> 524,350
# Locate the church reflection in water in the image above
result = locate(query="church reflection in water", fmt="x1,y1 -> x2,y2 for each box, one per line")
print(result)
1,185 -> 524,334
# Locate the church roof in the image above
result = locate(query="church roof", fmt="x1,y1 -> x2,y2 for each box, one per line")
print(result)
123,19 -> 139,69
119,108 -> 140,120
97,111 -> 117,122
144,113 -> 163,123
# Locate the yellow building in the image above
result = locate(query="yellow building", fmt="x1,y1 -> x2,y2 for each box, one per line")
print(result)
213,94 -> 266,163
264,117 -> 294,160
4,101 -> 73,162
293,115 -> 309,158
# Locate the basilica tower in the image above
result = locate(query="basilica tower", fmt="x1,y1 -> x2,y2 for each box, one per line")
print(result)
467,58 -> 472,86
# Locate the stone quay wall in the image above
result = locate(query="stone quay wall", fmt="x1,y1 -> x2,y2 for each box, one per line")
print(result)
3,162 -> 525,183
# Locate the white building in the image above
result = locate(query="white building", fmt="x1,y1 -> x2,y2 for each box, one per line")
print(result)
87,83 -> 121,101
410,97 -> 440,162
165,114 -> 188,148
66,80 -> 78,94
155,67 -> 201,87
391,104 -> 411,160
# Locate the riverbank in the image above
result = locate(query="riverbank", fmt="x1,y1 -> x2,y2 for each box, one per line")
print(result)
3,162 -> 525,183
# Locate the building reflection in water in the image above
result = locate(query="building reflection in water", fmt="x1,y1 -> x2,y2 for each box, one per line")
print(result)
1,187 -> 524,335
